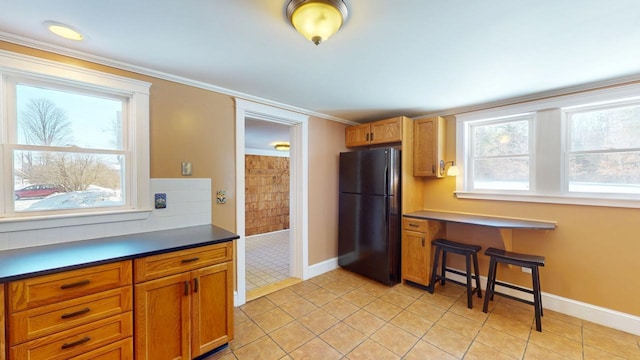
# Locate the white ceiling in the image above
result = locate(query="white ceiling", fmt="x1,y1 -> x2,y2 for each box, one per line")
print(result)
1,0 -> 640,125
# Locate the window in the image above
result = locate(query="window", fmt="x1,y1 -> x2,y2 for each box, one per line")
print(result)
565,101 -> 640,195
11,81 -> 127,213
468,114 -> 532,191
456,82 -> 640,208
1,51 -> 151,226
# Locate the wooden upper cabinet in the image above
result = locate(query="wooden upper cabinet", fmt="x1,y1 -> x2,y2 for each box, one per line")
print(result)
413,116 -> 445,177
345,123 -> 371,147
345,117 -> 403,148
370,118 -> 402,145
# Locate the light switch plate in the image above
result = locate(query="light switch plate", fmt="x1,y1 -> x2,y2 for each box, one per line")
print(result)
181,162 -> 192,176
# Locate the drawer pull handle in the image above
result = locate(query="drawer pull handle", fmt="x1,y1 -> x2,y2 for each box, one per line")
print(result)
181,257 -> 200,264
184,281 -> 189,296
61,336 -> 91,349
61,307 -> 91,319
60,279 -> 90,289
194,278 -> 199,293
409,223 -> 419,227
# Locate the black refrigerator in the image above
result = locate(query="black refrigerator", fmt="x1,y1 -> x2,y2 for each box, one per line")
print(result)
338,147 -> 401,286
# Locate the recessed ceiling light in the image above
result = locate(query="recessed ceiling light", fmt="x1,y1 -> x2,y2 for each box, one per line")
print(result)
44,21 -> 83,41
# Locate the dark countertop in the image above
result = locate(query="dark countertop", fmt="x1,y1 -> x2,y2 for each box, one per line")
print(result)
0,225 -> 239,282
404,210 -> 557,230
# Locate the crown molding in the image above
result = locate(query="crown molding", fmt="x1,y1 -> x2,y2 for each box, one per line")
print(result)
414,72 -> 640,120
0,31 -> 352,125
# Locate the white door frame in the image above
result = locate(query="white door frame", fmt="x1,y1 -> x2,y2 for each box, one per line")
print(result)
234,99 -> 309,306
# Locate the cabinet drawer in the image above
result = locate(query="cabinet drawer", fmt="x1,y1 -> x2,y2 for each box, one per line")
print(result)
10,312 -> 133,360
8,261 -> 132,313
69,338 -> 133,360
403,218 -> 427,232
9,286 -> 132,345
134,242 -> 233,283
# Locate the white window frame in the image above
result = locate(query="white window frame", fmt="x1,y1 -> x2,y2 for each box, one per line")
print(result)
465,113 -> 535,193
0,50 -> 151,232
456,82 -> 640,208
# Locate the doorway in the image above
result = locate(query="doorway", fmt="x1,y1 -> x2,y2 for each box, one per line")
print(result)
244,119 -> 292,299
234,99 -> 309,306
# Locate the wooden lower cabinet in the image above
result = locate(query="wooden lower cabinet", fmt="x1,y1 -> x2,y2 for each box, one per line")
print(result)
401,218 -> 444,286
7,261 -> 133,360
191,262 -> 234,355
1,284 -> 5,360
134,272 -> 191,360
134,243 -> 234,360
9,313 -> 132,360
2,242 -> 234,360
69,338 -> 133,360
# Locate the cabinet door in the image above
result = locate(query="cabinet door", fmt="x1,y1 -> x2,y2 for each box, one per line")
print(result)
413,117 -> 444,177
402,230 -> 430,285
345,123 -> 371,147
190,262 -> 233,357
134,273 -> 191,360
370,117 -> 402,145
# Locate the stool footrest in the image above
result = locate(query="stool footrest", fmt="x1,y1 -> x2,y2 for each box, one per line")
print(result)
433,270 -> 481,297
489,290 -> 536,308
493,280 -> 535,296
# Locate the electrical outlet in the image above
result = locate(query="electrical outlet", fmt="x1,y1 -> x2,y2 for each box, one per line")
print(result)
522,267 -> 532,274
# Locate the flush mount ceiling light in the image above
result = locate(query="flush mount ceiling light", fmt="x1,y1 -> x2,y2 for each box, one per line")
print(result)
286,0 -> 348,46
44,21 -> 84,41
274,143 -> 290,151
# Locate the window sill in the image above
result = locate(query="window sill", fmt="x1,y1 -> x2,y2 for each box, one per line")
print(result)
454,191 -> 640,209
0,209 -> 153,233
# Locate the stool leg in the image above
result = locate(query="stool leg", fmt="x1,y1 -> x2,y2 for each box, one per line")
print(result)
472,252 -> 482,299
532,266 -> 543,332
483,257 -> 496,313
440,251 -> 447,286
465,253 -> 473,309
489,258 -> 498,301
429,245 -> 441,294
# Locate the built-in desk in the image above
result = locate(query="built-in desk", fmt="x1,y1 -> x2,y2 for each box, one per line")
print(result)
403,210 -> 557,251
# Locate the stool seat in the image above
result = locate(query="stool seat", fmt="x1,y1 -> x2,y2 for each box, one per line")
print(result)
484,247 -> 545,267
432,239 -> 481,253
429,239 -> 482,309
483,247 -> 546,332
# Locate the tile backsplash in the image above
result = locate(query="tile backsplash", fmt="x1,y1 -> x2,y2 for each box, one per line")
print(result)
0,178 -> 212,251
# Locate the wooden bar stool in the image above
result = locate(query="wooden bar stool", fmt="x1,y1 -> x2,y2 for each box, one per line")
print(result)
482,247 -> 546,332
429,239 -> 482,309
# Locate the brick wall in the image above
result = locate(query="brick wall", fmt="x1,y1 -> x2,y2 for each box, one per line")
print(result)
245,155 -> 290,236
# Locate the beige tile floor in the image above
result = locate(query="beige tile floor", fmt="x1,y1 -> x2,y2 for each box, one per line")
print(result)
205,268 -> 640,360
246,230 -> 290,291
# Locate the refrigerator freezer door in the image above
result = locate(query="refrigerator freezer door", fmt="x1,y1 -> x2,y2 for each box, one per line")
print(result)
338,192 -> 398,285
339,148 -> 391,196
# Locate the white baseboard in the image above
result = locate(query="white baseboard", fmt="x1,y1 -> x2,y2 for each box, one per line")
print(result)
444,268 -> 640,336
305,257 -> 338,280
287,260 -> 640,336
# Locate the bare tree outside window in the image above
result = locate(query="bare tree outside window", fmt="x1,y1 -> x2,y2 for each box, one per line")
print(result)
17,96 -> 121,195
21,98 -> 72,146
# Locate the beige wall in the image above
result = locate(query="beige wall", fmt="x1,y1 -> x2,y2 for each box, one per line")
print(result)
308,117 -> 349,265
0,41 -> 238,233
0,42 -> 348,271
424,116 -> 640,317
